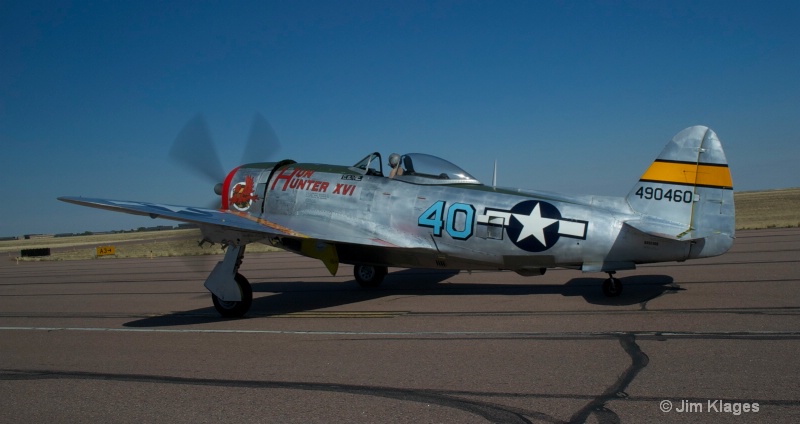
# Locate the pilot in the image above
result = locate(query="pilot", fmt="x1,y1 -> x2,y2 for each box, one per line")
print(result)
388,153 -> 403,178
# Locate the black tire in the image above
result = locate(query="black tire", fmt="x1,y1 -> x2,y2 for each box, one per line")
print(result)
354,264 -> 387,288
602,277 -> 623,297
211,273 -> 253,317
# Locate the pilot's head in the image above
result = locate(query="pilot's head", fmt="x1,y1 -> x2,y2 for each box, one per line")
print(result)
388,153 -> 401,168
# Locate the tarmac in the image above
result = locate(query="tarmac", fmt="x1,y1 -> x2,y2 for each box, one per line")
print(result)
1,228 -> 798,423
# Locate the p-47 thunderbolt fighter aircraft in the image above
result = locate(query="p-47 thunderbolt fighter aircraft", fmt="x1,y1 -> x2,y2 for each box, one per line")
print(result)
60,125 -> 734,317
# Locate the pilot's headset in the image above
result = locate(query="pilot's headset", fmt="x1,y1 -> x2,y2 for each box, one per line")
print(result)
388,153 -> 401,168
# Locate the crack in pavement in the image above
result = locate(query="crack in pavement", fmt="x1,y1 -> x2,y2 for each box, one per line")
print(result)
0,368 -> 540,424
0,334 -> 652,424
567,333 -> 649,424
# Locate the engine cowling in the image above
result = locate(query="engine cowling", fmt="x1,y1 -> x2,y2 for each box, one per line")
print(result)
219,160 -> 296,213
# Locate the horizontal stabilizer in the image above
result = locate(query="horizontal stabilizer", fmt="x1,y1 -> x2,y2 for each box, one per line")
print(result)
624,218 -> 716,241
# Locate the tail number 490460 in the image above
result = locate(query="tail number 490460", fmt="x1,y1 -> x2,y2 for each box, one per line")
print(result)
634,186 -> 693,203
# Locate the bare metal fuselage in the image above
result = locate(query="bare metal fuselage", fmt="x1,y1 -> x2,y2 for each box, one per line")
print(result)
226,162 -> 718,276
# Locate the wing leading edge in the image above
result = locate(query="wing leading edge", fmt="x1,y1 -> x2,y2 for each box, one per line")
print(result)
57,196 -> 427,250
59,196 -> 292,236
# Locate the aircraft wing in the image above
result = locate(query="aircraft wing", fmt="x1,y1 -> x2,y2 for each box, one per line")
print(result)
57,196 -> 427,249
60,196 -> 281,235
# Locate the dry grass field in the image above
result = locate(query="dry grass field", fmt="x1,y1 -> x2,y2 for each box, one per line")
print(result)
3,188 -> 797,261
1,229 -> 278,261
734,187 -> 800,230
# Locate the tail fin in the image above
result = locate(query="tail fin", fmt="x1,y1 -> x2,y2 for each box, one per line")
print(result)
625,126 -> 735,257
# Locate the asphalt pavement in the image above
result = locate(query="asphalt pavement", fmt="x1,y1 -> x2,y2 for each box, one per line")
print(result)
1,228 -> 798,423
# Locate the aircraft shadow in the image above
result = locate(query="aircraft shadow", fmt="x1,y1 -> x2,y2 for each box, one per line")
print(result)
123,270 -> 679,327
123,269 -> 457,327
381,271 -> 679,307
561,274 -> 679,306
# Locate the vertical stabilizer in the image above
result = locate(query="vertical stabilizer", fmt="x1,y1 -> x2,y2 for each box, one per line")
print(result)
626,126 -> 735,256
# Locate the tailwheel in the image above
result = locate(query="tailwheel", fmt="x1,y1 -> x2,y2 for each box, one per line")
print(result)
211,273 -> 253,317
602,274 -> 623,297
354,264 -> 387,288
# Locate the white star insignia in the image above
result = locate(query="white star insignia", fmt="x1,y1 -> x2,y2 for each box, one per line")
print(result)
513,203 -> 558,245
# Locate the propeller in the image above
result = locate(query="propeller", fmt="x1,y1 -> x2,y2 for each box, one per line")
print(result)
168,113 -> 282,206
169,114 -> 226,185
243,112 -> 281,166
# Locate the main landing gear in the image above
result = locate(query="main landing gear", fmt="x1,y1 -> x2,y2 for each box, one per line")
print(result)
602,272 -> 623,297
353,264 -> 387,288
211,273 -> 253,317
205,244 -> 253,318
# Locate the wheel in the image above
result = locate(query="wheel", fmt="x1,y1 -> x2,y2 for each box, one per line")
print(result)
354,264 -> 387,288
211,273 -> 253,317
602,277 -> 623,297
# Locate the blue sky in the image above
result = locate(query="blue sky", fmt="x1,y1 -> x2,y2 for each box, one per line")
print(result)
1,0 -> 798,236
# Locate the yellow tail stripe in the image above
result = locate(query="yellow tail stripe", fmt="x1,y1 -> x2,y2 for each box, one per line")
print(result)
641,161 -> 733,189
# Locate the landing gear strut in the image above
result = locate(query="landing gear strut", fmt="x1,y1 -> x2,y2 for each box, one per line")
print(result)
205,244 -> 253,317
354,264 -> 387,288
602,272 -> 623,297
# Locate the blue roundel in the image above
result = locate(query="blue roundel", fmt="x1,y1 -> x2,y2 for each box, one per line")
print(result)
506,200 -> 563,252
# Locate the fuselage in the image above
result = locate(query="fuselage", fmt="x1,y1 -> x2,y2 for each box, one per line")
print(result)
224,160 -> 701,275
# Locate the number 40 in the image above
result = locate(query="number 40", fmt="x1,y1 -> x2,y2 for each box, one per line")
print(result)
418,201 -> 475,240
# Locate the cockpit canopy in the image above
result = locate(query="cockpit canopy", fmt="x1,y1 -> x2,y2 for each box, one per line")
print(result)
351,152 -> 481,185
